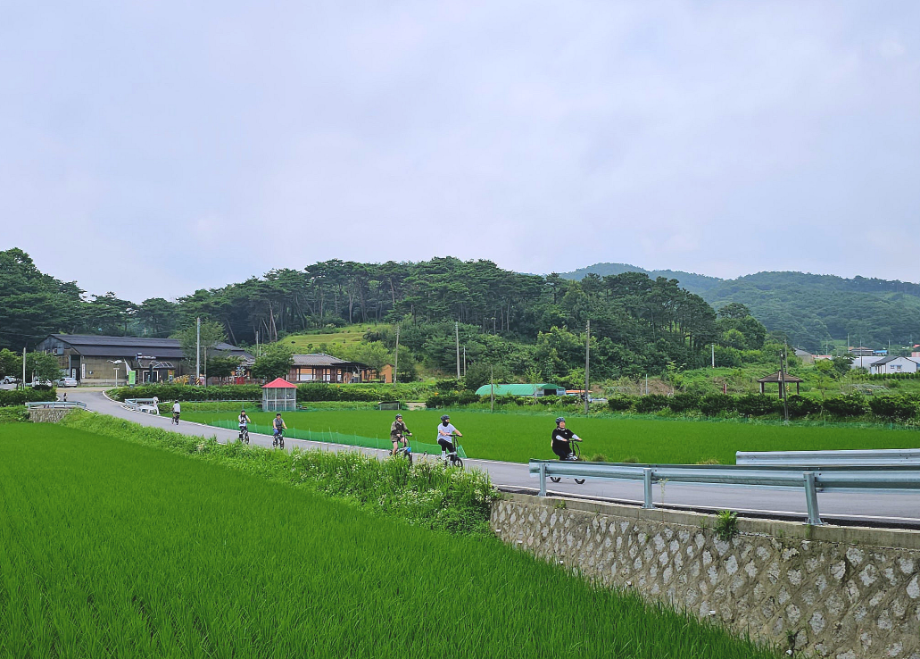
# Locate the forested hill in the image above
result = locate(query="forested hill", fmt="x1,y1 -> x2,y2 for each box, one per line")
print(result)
559,263 -> 723,295
703,272 -> 920,352
565,264 -> 920,351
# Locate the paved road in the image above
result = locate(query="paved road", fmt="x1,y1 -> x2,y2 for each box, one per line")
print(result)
67,391 -> 920,528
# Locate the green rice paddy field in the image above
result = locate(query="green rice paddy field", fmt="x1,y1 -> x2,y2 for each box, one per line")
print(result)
185,408 -> 920,464
0,424 -> 779,658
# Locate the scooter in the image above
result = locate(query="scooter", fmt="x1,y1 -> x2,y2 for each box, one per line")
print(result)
550,439 -> 586,484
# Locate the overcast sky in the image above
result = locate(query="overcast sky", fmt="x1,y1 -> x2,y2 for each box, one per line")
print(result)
2,1 -> 918,302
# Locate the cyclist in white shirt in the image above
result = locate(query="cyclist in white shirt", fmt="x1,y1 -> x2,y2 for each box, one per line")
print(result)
436,414 -> 462,454
172,401 -> 181,425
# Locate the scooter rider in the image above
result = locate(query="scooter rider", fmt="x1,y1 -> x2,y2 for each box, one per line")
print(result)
437,414 -> 462,455
238,409 -> 251,438
273,413 -> 287,437
551,417 -> 582,460
390,413 -> 411,456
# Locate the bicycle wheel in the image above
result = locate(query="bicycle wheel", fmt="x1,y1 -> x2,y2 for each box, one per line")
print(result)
406,452 -> 413,466
549,477 -> 561,483
279,437 -> 285,449
272,437 -> 277,448
574,478 -> 586,484
452,457 -> 463,468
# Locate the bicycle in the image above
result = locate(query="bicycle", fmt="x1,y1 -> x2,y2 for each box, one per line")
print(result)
550,439 -> 586,485
272,429 -> 285,449
439,433 -> 463,468
238,425 -> 250,444
392,433 -> 413,466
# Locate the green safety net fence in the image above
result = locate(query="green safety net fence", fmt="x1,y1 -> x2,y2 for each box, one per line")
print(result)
208,419 -> 467,459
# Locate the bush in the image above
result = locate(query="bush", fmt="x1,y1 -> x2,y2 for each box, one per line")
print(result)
606,396 -> 635,412
735,394 -> 780,417
822,393 -> 869,418
634,394 -> 670,414
110,384 -> 263,402
785,395 -> 823,419
868,395 -> 918,421
699,394 -> 736,417
667,393 -> 700,413
0,387 -> 57,407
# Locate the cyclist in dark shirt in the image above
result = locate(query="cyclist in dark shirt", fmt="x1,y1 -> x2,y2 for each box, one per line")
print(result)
551,417 -> 582,460
390,414 -> 411,456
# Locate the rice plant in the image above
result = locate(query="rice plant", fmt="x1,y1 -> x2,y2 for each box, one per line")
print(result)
0,423 -> 781,658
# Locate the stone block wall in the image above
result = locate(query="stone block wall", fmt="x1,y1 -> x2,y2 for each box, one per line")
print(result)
29,408 -> 73,423
492,494 -> 920,658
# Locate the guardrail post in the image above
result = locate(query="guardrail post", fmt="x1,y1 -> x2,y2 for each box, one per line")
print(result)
642,468 -> 655,509
803,472 -> 823,526
538,463 -> 547,497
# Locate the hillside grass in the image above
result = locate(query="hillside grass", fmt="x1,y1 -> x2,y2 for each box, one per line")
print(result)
276,323 -> 386,353
0,423 -> 780,659
184,408 -> 920,465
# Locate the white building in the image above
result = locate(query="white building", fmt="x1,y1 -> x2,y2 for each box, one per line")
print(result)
868,356 -> 920,375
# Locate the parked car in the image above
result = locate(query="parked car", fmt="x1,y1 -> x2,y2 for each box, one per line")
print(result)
0,376 -> 19,385
26,379 -> 54,388
56,377 -> 78,388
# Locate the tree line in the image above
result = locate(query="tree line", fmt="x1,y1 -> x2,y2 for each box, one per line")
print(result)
1,249 -> 775,382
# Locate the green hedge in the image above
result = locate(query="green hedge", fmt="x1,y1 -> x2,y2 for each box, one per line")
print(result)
0,388 -> 57,407
111,382 -> 435,404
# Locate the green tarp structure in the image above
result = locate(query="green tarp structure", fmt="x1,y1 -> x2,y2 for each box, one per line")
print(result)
473,383 -> 565,397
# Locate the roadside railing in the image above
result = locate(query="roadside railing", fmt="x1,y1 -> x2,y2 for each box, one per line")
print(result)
736,448 -> 920,467
25,401 -> 87,410
123,398 -> 160,415
528,460 -> 920,525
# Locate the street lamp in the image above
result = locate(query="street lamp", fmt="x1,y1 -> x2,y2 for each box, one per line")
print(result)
107,360 -> 123,387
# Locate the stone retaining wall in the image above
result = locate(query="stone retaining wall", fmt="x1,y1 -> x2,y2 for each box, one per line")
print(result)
492,494 -> 920,658
29,408 -> 73,423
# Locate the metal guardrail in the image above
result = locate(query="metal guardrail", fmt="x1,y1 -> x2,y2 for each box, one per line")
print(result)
529,460 -> 920,526
123,398 -> 160,415
25,401 -> 87,410
736,448 -> 920,467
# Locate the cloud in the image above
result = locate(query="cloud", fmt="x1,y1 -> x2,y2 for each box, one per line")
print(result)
0,1 -> 918,299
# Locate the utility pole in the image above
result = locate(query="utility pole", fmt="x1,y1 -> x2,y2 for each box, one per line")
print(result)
196,317 -> 201,386
394,324 -> 399,385
781,344 -> 789,423
584,320 -> 590,415
711,343 -> 715,368
463,346 -> 466,377
255,330 -> 259,358
22,347 -> 26,390
455,321 -> 461,379
490,364 -> 495,413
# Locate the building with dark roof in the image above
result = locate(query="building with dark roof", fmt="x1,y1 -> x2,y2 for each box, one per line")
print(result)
288,353 -> 377,383
36,334 -> 253,385
867,356 -> 920,375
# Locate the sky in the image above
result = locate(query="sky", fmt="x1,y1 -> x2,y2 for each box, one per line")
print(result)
1,1 -> 918,302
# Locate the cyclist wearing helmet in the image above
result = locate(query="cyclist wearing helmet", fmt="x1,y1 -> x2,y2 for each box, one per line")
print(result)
436,414 -> 462,454
551,417 -> 581,460
390,413 -> 412,456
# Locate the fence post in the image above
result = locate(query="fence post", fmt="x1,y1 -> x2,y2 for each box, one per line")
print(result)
642,468 -> 655,509
539,463 -> 547,497
803,472 -> 823,526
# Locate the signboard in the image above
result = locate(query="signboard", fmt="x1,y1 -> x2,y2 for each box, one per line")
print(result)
136,354 -> 156,360
128,370 -> 136,385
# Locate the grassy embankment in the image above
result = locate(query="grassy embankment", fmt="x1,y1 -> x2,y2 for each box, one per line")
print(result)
184,408 -> 920,465
0,422 -> 780,658
279,323 -> 385,353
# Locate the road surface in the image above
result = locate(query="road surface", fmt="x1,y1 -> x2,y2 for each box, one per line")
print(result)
65,390 -> 920,528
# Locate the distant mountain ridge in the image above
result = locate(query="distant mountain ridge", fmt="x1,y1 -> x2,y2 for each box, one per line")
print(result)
560,263 -> 920,351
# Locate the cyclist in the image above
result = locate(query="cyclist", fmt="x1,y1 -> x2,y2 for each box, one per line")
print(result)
238,409 -> 251,440
390,413 -> 412,456
172,401 -> 181,425
436,414 -> 462,456
551,417 -> 582,461
273,413 -> 287,438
